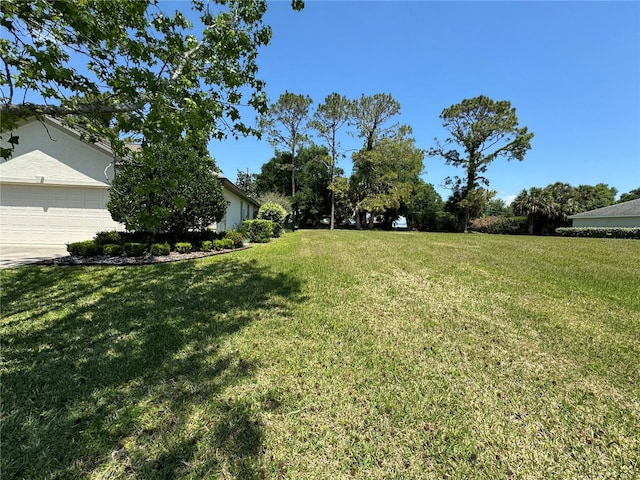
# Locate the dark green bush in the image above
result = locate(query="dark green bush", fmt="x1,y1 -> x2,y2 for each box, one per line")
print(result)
201,240 -> 213,252
150,242 -> 171,256
123,242 -> 146,257
556,227 -> 640,239
224,230 -> 244,248
67,240 -> 103,256
243,219 -> 273,243
93,230 -> 122,245
103,243 -> 123,256
175,242 -> 192,254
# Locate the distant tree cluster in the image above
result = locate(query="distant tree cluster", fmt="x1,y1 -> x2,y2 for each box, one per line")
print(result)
251,92 -> 432,229
245,92 -> 536,232
511,182 -> 618,234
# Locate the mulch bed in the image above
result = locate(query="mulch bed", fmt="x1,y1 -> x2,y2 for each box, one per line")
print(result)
37,246 -> 249,266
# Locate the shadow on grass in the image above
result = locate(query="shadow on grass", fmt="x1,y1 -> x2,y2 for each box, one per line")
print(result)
1,257 -> 302,479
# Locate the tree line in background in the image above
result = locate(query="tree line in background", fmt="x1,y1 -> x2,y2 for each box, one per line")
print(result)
236,91 -> 637,234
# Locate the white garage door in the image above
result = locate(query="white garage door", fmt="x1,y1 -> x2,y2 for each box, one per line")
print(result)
0,184 -> 123,246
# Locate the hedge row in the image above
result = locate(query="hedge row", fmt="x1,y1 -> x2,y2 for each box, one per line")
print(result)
67,230 -> 247,257
555,227 -> 640,239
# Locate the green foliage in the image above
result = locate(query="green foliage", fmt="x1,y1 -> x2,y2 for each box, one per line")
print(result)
469,216 -> 529,235
257,191 -> 293,214
485,198 -> 513,217
351,93 -> 401,151
150,243 -> 171,256
350,126 -> 424,229
123,242 -> 146,257
243,219 -> 273,243
175,242 -> 192,254
258,202 -> 287,237
556,227 -> 640,239
512,182 -> 618,234
429,95 -> 534,231
93,230 -> 122,245
67,240 -> 103,257
235,170 -> 258,199
213,238 -> 234,251
404,180 -> 445,231
108,139 -> 226,236
201,240 -> 213,252
309,93 -> 353,229
224,231 -> 245,249
102,243 -> 123,256
1,0 -> 305,157
445,188 -> 496,232
256,145 -> 336,227
258,91 -> 313,198
618,187 -> 640,203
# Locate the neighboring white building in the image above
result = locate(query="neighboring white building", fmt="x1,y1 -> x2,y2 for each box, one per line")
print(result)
0,117 -> 259,247
568,198 -> 640,227
215,174 -> 260,233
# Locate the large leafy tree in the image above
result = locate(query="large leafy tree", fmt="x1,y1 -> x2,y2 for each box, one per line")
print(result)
349,93 -> 402,228
108,138 -> 226,236
429,95 -> 534,232
257,91 -> 313,199
309,93 -> 352,229
255,144 -> 336,227
350,126 -> 424,229
403,179 -> 445,231
0,0 -> 304,157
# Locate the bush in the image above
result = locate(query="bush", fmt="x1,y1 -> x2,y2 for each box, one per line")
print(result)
556,227 -> 640,239
150,242 -> 171,256
470,216 -> 528,235
224,230 -> 244,249
258,202 -> 287,238
175,242 -> 192,253
201,240 -> 213,252
213,238 -> 234,251
123,242 -> 146,257
93,230 -> 122,245
67,240 -> 103,256
243,219 -> 273,243
103,243 -> 123,256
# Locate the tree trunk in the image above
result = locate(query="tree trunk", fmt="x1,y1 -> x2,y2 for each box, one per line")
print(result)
329,190 -> 335,230
462,208 -> 471,233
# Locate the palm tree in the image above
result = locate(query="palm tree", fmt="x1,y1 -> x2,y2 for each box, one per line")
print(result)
512,187 -> 556,234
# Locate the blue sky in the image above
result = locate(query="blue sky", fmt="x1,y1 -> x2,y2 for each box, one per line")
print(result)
203,0 -> 640,202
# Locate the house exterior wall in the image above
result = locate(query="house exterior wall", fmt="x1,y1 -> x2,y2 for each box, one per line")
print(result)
572,216 -> 640,228
1,118 -> 116,185
1,118 -> 123,246
216,188 -> 258,233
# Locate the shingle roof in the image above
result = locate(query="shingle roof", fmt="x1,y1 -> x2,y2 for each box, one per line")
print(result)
568,198 -> 640,218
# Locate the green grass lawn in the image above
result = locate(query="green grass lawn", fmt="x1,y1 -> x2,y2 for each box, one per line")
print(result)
2,231 -> 639,479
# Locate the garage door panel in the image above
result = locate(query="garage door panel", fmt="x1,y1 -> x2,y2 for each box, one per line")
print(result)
1,184 -> 123,246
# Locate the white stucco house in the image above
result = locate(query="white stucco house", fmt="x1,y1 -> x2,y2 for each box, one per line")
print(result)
216,174 -> 260,233
0,116 -> 259,247
568,198 -> 640,227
